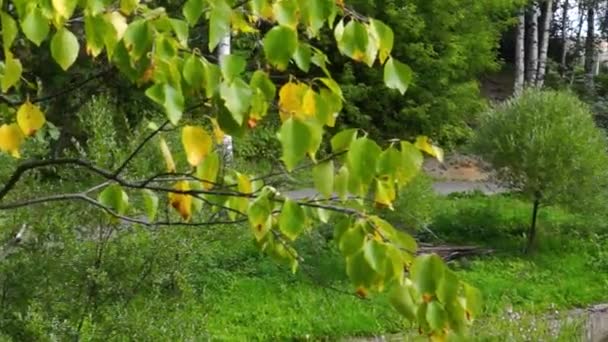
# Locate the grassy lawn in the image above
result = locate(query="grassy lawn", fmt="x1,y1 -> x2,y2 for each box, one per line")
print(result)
1,190 -> 606,340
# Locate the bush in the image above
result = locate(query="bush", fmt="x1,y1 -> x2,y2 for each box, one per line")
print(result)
473,89 -> 608,251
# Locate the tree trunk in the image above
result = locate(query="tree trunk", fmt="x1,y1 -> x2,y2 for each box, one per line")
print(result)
218,34 -> 234,163
515,12 -> 526,94
536,0 -> 554,87
560,0 -> 569,76
526,2 -> 540,86
585,0 -> 596,93
569,1 -> 586,85
525,198 -> 541,254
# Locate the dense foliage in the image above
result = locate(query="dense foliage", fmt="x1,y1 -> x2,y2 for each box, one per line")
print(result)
473,89 -> 608,250
0,0 -> 491,340
327,0 -> 525,148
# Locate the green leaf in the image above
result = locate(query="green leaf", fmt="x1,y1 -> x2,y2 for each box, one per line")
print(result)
248,195 -> 271,241
427,301 -> 448,331
183,0 -> 204,26
52,0 -> 78,19
1,12 -> 18,53
163,84 -> 184,125
331,128 -> 357,153
21,7 -> 50,46
84,15 -> 106,57
339,224 -> 365,257
370,216 -> 418,253
123,19 -> 153,61
346,250 -> 377,289
272,0 -> 299,28
196,151 -> 220,190
347,137 -> 382,192
220,54 -> 246,81
384,57 -> 413,95
1,53 -> 22,92
293,43 -> 312,72
98,184 -> 129,215
183,54 -> 205,88
333,216 -> 351,242
279,199 -> 306,241
120,0 -> 139,15
376,146 -> 402,178
50,28 -> 80,71
203,60 -> 221,98
142,189 -> 159,222
278,117 -> 311,171
169,19 -> 189,47
250,70 -> 276,100
313,160 -> 334,198
263,25 -> 297,71
411,254 -> 445,296
464,284 -> 482,318
334,166 -> 349,201
208,0 -> 231,51
399,141 -> 423,185
336,20 -> 368,61
437,269 -> 460,305
318,77 -> 343,99
389,284 -> 418,321
369,19 -> 394,64
220,78 -> 252,125
363,239 -> 388,274
308,0 -> 332,36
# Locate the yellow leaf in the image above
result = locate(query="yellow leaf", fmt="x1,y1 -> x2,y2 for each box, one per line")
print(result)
302,88 -> 317,117
278,82 -> 307,121
414,136 -> 444,163
232,12 -> 258,34
16,101 -> 46,136
168,181 -> 193,221
159,137 -> 176,173
0,123 -> 24,158
209,117 -> 225,144
105,12 -> 128,40
182,125 -> 212,167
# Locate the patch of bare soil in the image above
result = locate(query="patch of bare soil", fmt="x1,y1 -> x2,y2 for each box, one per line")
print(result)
423,153 -> 493,182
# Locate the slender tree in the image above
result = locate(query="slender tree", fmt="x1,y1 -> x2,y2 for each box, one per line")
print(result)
560,0 -> 570,75
515,12 -> 527,94
536,0 -> 554,87
218,34 -> 234,163
585,0 -> 597,93
526,2 -> 541,85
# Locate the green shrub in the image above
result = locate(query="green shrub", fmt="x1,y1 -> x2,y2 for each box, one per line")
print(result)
473,89 -> 608,252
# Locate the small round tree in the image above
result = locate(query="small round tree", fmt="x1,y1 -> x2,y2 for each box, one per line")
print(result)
473,89 -> 608,252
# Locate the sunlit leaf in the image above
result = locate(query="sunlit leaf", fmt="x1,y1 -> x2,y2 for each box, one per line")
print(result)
278,82 -> 307,120
123,19 -> 153,61
1,12 -> 18,53
369,19 -> 394,64
411,254 -> 445,296
209,0 -> 231,51
159,137 -> 176,173
250,70 -> 276,101
334,166 -> 349,201
248,195 -> 271,241
347,137 -> 382,193
278,117 -> 310,171
183,0 -> 204,26
196,151 -> 219,190
220,54 -> 246,81
52,0 -> 78,19
293,43 -> 312,72
336,20 -> 368,61
390,284 -> 418,321
313,160 -> 334,198
384,57 -> 413,95
120,0 -> 139,15
220,78 -> 252,125
1,53 -> 22,92
339,223 -> 365,257
50,28 -> 80,71
331,128 -> 357,153
263,25 -> 297,71
17,101 -> 46,136
272,0 -> 299,28
279,199 -> 306,241
168,181 -> 193,221
182,125 -> 212,167
98,184 -> 129,215
427,301 -> 448,331
0,123 -> 24,158
21,7 -> 50,46
415,136 -> 444,163
142,189 -> 159,222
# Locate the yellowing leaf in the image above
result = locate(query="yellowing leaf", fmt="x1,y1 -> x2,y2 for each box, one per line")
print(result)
181,125 -> 212,167
52,0 -> 78,20
414,136 -> 444,163
278,82 -> 306,121
0,123 -> 24,158
168,181 -> 193,221
196,151 -> 219,190
302,88 -> 317,117
16,101 -> 46,136
159,137 -> 176,172
209,117 -> 225,143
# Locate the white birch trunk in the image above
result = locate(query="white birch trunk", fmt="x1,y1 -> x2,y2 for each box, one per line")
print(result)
515,12 -> 526,95
526,2 -> 540,86
536,0 -> 554,87
218,34 -> 234,163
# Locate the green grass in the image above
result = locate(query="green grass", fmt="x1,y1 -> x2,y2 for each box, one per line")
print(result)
1,189 -> 607,340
